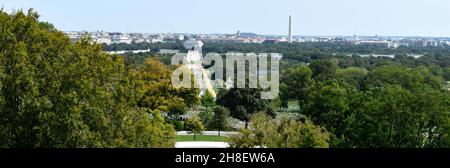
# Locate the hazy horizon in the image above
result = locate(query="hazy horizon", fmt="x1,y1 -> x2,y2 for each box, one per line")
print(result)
2,0 -> 450,37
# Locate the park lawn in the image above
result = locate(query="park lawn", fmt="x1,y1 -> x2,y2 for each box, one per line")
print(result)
176,135 -> 225,142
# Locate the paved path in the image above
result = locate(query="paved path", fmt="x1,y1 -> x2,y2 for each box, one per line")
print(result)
175,141 -> 229,148
177,131 -> 238,137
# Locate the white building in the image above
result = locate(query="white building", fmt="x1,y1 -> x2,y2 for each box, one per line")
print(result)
178,35 -> 185,41
357,40 -> 396,48
183,39 -> 204,51
159,49 -> 180,54
225,77 -> 233,90
95,37 -> 112,44
111,36 -> 132,44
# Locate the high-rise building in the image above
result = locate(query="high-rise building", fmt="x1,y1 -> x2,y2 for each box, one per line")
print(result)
288,15 -> 292,43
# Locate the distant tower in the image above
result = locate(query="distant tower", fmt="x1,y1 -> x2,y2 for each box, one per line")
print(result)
288,15 -> 292,43
354,34 -> 359,41
237,30 -> 240,37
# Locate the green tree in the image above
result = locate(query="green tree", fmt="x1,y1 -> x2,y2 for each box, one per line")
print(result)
228,113 -> 330,148
185,116 -> 205,141
362,65 -> 443,90
303,81 -> 356,146
217,88 -> 274,128
198,107 -> 214,129
279,83 -> 289,109
201,90 -> 215,108
282,65 -> 314,108
137,57 -> 200,112
210,106 -> 230,136
167,102 -> 187,117
443,67 -> 450,81
335,67 -> 368,89
0,10 -> 175,147
345,85 -> 450,147
309,59 -> 339,81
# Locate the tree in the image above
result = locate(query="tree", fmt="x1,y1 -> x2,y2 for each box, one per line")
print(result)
0,10 -> 175,147
362,65 -> 442,90
303,80 -> 356,146
226,129 -> 256,148
198,107 -> 214,129
167,101 -> 188,117
228,113 -> 330,148
309,59 -> 339,81
282,65 -> 313,108
38,21 -> 56,31
428,65 -> 443,77
185,116 -> 205,141
345,85 -> 450,148
201,90 -> 215,108
335,67 -> 368,89
217,88 -> 274,128
210,106 -> 230,136
279,83 -> 289,109
443,67 -> 450,81
137,57 -> 200,112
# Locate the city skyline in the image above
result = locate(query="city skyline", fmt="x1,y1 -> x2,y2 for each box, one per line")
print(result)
2,0 -> 450,37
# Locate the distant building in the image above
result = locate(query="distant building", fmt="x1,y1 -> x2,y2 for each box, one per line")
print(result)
151,38 -> 164,43
132,38 -> 146,43
95,37 -> 112,44
65,31 -> 81,42
111,36 -> 132,44
203,38 -> 248,43
225,77 -> 233,90
178,35 -> 185,41
357,40 -> 396,48
398,39 -> 441,47
263,39 -> 279,44
316,37 -> 331,42
159,49 -> 179,54
183,39 -> 204,51
106,49 -> 150,55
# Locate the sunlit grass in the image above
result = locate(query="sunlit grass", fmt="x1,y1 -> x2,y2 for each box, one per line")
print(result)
175,135 -> 225,142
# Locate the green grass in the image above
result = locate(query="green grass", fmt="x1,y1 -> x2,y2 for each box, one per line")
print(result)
176,135 -> 225,142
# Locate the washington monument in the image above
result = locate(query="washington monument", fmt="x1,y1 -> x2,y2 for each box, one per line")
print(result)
288,15 -> 292,43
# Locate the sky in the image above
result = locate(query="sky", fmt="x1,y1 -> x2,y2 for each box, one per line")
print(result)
2,0 -> 450,37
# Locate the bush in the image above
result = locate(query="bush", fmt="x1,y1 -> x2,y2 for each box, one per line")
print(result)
169,120 -> 185,131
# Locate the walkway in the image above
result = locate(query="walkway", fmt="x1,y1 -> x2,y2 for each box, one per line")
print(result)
175,141 -> 229,148
176,131 -> 238,137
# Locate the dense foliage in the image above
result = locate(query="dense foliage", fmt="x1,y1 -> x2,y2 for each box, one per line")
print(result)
0,10 -> 176,147
283,62 -> 450,147
228,113 -> 330,148
217,88 -> 275,128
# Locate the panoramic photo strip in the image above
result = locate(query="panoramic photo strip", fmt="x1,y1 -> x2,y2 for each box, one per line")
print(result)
1,0 -> 450,167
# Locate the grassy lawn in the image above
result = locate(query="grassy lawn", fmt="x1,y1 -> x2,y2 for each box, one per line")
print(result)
176,135 -> 225,142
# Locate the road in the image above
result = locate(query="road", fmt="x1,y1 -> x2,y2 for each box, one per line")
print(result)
176,131 -> 238,137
